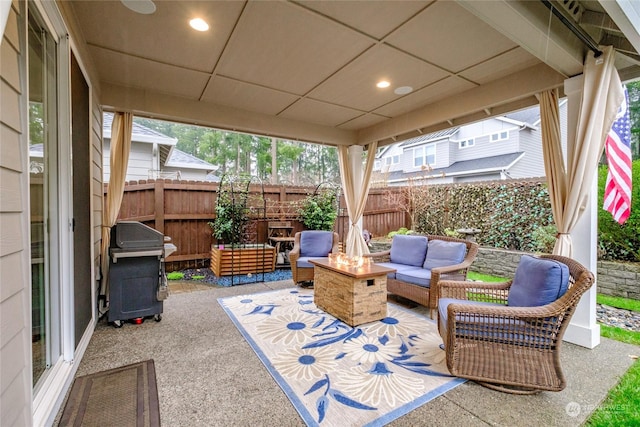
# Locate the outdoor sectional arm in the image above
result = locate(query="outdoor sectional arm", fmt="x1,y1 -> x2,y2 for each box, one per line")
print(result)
365,234 -> 479,319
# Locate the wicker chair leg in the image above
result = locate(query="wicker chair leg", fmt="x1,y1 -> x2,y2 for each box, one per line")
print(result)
477,382 -> 542,395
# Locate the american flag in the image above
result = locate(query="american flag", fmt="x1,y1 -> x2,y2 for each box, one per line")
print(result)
603,86 -> 632,224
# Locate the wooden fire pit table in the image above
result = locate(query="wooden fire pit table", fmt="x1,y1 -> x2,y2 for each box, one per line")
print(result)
309,258 -> 396,327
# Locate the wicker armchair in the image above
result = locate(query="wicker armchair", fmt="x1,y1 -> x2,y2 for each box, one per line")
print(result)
438,254 -> 594,394
365,234 -> 478,317
289,231 -> 340,284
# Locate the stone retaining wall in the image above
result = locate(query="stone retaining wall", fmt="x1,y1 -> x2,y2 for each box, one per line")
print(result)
368,241 -> 640,300
596,260 -> 640,300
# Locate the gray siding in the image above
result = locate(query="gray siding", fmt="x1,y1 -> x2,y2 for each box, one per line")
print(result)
508,128 -> 545,178
451,124 -> 520,163
0,2 -> 32,425
91,99 -> 102,301
103,140 -> 155,182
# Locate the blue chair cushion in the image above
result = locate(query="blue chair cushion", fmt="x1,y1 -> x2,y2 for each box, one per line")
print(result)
438,297 -> 505,332
299,231 -> 333,258
423,240 -> 467,270
507,255 -> 570,307
389,235 -> 428,267
438,298 -> 552,346
296,256 -> 326,269
396,267 -> 432,288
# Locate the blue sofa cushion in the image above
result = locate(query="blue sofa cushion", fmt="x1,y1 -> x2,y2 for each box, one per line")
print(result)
296,256 -> 325,269
389,235 -> 428,267
396,267 -> 432,288
374,262 -> 415,279
299,231 -> 333,257
507,255 -> 570,307
423,240 -> 467,270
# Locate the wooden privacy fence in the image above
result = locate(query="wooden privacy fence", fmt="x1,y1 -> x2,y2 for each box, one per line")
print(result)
109,180 -> 409,270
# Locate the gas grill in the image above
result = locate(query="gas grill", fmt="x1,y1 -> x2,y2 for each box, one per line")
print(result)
108,221 -> 173,327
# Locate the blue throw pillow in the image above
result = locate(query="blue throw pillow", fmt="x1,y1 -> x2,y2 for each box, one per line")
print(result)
507,255 -> 570,307
300,231 -> 333,257
389,235 -> 428,267
423,240 -> 467,270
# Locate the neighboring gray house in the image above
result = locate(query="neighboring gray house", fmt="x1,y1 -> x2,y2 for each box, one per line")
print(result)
373,102 -> 567,186
103,113 -> 218,182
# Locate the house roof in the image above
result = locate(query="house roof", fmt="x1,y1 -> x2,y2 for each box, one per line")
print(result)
166,149 -> 216,171
398,127 -> 461,148
382,152 -> 525,183
103,113 -> 177,146
66,1 -> 640,149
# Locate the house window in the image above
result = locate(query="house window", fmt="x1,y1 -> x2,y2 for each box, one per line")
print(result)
413,145 -> 435,167
490,131 -> 509,142
385,155 -> 399,165
459,138 -> 475,148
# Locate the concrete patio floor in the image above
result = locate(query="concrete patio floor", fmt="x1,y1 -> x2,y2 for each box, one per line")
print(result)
55,280 -> 639,426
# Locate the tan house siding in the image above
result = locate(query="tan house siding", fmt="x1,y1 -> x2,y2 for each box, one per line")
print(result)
91,99 -> 103,292
0,1 -> 32,425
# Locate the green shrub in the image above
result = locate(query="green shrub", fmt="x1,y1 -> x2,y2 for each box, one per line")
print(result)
167,271 -> 184,280
387,227 -> 413,238
597,160 -> 640,261
298,189 -> 338,231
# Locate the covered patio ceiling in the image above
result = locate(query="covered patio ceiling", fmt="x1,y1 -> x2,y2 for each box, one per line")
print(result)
63,0 -> 640,148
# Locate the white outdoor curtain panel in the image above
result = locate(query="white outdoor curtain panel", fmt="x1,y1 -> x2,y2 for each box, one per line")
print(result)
338,142 -> 378,257
100,112 -> 133,305
540,46 -> 623,257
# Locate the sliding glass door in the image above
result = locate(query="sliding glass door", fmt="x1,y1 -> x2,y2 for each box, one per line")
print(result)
28,8 -> 61,389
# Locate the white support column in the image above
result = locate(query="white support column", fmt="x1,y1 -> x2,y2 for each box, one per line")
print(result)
562,75 -> 601,349
348,145 -> 364,233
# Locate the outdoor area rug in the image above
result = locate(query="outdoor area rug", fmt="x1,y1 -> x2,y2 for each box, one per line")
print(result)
59,360 -> 160,427
218,288 -> 466,426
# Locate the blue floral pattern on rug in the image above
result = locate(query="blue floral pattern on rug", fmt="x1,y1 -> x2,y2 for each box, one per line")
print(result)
219,288 -> 465,426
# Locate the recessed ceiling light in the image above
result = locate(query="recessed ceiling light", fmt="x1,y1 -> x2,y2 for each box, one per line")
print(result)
189,18 -> 209,32
121,0 -> 156,14
376,80 -> 391,89
394,86 -> 413,95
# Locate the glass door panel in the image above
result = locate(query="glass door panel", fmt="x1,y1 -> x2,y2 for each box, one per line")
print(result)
28,10 -> 58,388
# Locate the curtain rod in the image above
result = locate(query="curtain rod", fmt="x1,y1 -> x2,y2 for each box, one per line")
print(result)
540,0 -> 603,58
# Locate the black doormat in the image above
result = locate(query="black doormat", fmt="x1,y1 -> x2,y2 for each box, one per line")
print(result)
59,360 -> 160,426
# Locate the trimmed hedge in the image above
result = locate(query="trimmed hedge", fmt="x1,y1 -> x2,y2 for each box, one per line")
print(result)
411,165 -> 639,262
413,180 -> 554,253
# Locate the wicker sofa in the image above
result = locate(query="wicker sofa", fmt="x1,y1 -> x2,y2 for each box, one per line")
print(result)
365,234 -> 479,318
437,254 -> 594,394
289,230 -> 340,284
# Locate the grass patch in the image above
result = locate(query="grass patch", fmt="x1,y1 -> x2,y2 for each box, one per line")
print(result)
467,271 -> 509,282
588,294 -> 640,426
599,325 -> 640,346
166,271 -> 184,280
191,275 -> 205,280
597,294 -> 640,313
586,359 -> 640,426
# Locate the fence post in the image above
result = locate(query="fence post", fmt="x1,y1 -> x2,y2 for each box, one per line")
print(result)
155,179 -> 165,234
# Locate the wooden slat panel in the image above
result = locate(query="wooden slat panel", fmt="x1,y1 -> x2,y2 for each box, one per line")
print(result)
112,181 -> 410,269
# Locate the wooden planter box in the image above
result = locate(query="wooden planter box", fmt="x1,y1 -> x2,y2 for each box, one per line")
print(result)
210,244 -> 276,276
